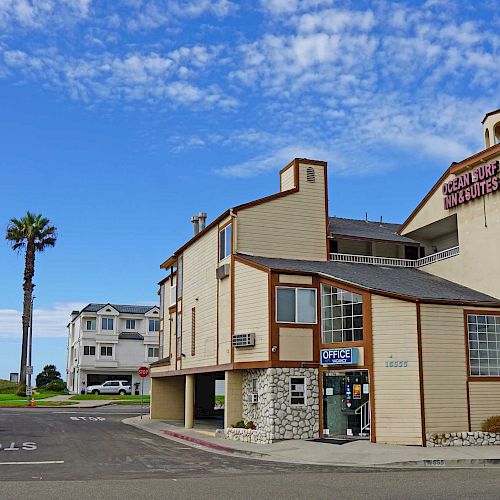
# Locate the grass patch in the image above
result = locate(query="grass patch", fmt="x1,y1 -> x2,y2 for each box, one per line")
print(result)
215,395 -> 225,405
0,392 -> 62,401
0,400 -> 77,407
0,380 -> 18,394
70,394 -> 151,402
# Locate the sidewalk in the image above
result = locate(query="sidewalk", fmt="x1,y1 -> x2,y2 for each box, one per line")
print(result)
35,395 -> 118,408
123,416 -> 500,468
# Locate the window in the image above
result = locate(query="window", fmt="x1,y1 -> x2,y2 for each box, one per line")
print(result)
219,224 -> 232,260
467,314 -> 500,376
148,347 -> 159,358
176,313 -> 182,357
191,307 -> 196,356
149,319 -> 159,332
85,319 -> 96,331
276,287 -> 317,324
125,319 -> 136,330
321,284 -> 363,343
101,317 -> 114,331
290,377 -> 306,405
100,346 -> 113,357
251,378 -> 258,393
83,346 -> 95,355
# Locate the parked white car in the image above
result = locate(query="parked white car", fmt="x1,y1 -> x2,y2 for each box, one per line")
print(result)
86,380 -> 131,395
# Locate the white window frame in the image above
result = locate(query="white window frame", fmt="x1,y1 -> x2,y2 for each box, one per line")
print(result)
101,317 -> 114,331
100,345 -> 113,357
219,224 -> 232,261
149,319 -> 159,332
289,376 -> 307,406
125,319 -> 136,330
276,286 -> 317,324
148,346 -> 159,358
85,319 -> 96,331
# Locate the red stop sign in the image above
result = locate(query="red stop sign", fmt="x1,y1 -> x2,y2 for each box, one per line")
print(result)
138,366 -> 150,378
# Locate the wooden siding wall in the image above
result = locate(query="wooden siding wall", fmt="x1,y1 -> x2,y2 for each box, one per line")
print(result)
420,304 -> 469,433
469,382 -> 500,430
280,165 -> 296,191
218,266 -> 232,365
371,295 -> 423,445
237,163 -> 327,261
279,327 -> 313,361
180,225 -> 218,368
233,261 -> 269,363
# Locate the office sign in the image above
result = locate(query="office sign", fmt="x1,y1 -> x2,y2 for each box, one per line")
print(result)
443,161 -> 499,209
320,348 -> 359,366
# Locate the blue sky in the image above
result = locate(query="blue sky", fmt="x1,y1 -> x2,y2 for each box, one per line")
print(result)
0,0 -> 499,380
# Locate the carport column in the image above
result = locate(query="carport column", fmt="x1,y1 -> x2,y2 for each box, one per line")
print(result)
185,374 -> 195,429
224,370 -> 242,429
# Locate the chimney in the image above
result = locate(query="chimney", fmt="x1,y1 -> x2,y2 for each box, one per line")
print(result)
198,212 -> 207,231
191,215 -> 200,235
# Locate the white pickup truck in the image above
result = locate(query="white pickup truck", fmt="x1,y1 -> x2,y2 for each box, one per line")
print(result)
86,380 -> 132,395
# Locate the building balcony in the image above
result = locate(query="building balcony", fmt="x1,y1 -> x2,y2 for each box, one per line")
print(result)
330,246 -> 460,268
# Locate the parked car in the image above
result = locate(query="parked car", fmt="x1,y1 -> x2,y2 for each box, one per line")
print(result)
86,380 -> 131,395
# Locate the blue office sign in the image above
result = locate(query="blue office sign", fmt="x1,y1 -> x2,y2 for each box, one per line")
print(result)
320,348 -> 359,366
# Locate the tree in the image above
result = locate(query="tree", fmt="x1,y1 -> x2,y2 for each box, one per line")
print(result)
5,212 -> 57,386
35,364 -> 62,388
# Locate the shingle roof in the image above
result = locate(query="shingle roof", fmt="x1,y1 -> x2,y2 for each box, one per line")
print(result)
241,255 -> 500,304
81,304 -> 157,314
118,332 -> 144,340
329,217 -> 419,244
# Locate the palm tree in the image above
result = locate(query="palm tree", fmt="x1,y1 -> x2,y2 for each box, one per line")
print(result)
5,212 -> 57,387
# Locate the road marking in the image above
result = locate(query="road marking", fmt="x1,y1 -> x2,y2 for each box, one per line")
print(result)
0,461 -> 64,465
52,412 -> 146,415
69,416 -> 106,421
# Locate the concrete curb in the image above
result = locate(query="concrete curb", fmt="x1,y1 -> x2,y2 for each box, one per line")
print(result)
122,417 -> 500,469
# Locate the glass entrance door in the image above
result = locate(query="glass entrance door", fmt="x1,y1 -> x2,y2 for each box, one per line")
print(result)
322,370 -> 370,438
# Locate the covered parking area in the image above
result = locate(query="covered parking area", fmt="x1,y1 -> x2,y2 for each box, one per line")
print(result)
150,370 -> 243,430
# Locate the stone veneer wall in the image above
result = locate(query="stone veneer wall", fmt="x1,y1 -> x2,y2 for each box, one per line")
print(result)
427,432 -> 500,446
233,367 -> 319,443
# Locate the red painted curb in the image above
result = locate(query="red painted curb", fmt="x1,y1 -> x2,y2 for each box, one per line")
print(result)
163,429 -> 237,453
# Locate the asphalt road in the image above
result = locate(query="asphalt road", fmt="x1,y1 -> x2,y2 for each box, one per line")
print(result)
0,405 -> 499,499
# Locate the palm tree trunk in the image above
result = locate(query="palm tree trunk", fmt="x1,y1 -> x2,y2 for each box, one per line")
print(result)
20,240 -> 35,387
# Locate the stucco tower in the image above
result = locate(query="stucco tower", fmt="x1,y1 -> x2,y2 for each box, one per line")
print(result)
482,109 -> 500,148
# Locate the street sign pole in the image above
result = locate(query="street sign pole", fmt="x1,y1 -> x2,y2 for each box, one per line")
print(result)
137,366 -> 150,420
26,294 -> 35,407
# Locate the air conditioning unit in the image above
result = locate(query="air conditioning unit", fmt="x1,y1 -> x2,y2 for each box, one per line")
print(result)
216,264 -> 230,280
232,332 -> 255,347
247,393 -> 258,404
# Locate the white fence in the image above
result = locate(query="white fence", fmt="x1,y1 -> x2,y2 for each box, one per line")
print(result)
330,246 -> 460,268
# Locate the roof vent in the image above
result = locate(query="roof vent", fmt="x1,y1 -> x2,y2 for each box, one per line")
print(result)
306,166 -> 315,183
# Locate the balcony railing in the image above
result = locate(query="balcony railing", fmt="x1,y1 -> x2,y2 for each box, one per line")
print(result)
330,246 -> 460,269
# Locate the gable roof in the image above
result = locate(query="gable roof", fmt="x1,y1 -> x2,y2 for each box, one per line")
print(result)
239,255 -> 500,305
329,217 -> 418,244
81,304 -> 157,315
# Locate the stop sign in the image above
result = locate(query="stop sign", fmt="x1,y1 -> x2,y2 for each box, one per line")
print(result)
138,366 -> 150,378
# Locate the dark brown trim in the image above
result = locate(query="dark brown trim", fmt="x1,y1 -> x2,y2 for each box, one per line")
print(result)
463,310 -> 472,431
482,109 -> 500,124
468,376 -> 500,382
321,341 -> 364,348
399,143 -> 500,234
168,305 -> 177,312
267,270 -> 273,361
363,293 -> 376,443
270,273 -> 280,362
312,276 -> 321,363
276,281 -> 316,288
324,162 -> 330,260
416,303 -> 427,447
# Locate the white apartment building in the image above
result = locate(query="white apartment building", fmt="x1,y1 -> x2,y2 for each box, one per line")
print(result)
66,303 -> 160,394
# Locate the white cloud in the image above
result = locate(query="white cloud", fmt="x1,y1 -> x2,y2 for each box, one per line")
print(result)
0,0 -> 92,29
0,302 -> 87,339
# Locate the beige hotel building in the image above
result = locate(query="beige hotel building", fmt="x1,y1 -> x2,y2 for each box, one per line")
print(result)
150,110 -> 500,446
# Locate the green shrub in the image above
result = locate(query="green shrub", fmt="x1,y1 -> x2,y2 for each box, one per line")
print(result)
0,380 -> 18,394
244,421 -> 254,429
233,420 -> 246,428
482,415 -> 500,433
16,383 -> 26,397
40,380 -> 67,393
